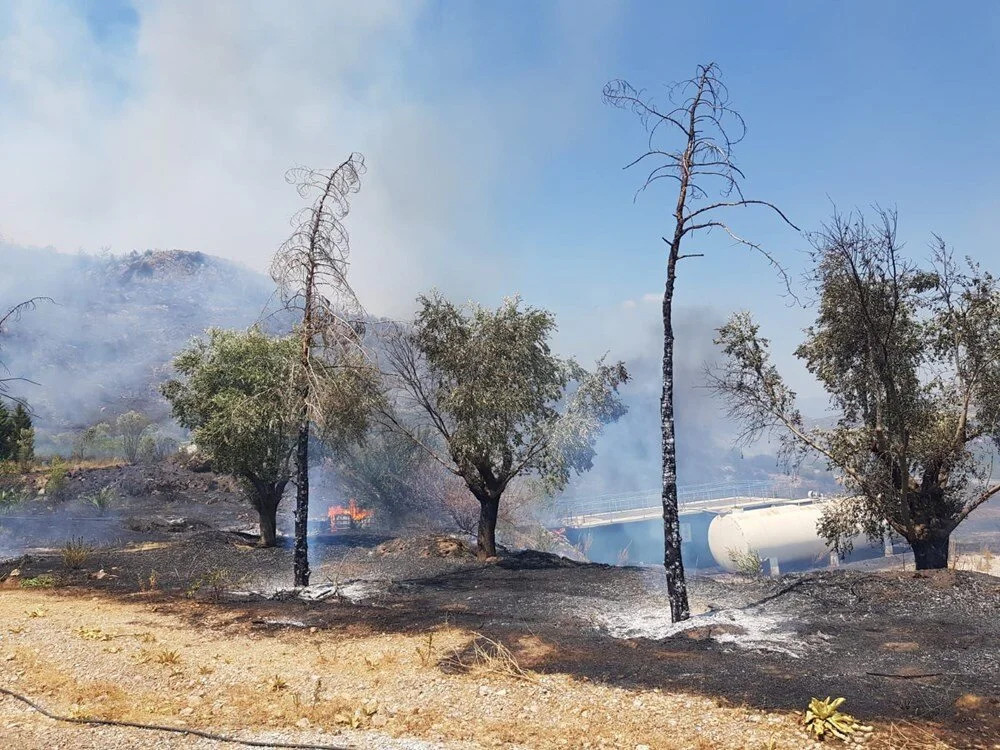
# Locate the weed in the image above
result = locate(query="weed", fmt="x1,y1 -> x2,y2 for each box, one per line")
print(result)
154,648 -> 181,666
85,486 -> 118,514
76,627 -> 113,641
415,630 -> 437,667
804,696 -> 872,741
198,664 -> 214,676
45,459 -> 68,496
269,674 -> 289,692
19,574 -> 55,588
728,546 -> 765,577
615,540 -> 632,566
447,633 -> 536,683
187,568 -> 242,601
62,537 -> 94,569
0,487 -> 27,513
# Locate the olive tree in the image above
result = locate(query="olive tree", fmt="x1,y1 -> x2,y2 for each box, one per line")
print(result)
162,328 -> 299,547
605,63 -> 798,621
381,293 -> 629,558
711,209 -> 1000,569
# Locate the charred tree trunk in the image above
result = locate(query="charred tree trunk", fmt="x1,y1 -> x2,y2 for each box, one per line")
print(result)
293,413 -> 311,585
475,491 -> 500,559
910,533 -> 950,570
661,239 -> 690,622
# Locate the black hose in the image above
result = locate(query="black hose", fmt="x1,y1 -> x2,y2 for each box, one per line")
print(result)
0,687 -> 353,750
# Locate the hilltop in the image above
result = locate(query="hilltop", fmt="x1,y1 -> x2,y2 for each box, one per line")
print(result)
0,245 -> 276,441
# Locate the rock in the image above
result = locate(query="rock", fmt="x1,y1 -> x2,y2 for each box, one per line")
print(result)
178,707 -> 194,717
295,717 -> 311,728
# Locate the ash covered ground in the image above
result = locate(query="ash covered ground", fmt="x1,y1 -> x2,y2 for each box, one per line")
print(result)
2,463 -> 999,749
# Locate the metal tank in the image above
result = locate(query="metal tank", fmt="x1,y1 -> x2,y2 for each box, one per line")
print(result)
707,500 -> 879,572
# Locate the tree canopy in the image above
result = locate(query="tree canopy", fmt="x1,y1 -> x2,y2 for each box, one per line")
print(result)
382,292 -> 629,557
162,328 -> 300,546
711,208 -> 1000,568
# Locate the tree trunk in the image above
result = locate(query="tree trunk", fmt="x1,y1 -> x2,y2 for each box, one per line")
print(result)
293,416 -> 311,586
256,483 -> 285,548
258,506 -> 278,548
911,533 -> 950,570
661,243 -> 690,622
476,492 -> 500,559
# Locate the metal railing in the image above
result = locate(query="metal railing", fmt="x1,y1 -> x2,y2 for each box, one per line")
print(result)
552,479 -> 814,522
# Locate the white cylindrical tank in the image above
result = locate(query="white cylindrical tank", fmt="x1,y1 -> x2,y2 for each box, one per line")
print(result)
708,501 -> 841,571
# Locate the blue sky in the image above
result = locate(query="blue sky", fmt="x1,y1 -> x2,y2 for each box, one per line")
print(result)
2,0 -> 1000,406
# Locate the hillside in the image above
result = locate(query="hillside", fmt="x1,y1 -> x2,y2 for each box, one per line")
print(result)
0,244 -> 276,441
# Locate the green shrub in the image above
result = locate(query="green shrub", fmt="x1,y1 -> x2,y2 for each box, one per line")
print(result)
85,486 -> 119,513
728,546 -> 765,577
46,458 -> 68,496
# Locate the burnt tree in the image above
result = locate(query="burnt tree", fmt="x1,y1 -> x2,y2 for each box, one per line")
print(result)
605,63 -> 798,621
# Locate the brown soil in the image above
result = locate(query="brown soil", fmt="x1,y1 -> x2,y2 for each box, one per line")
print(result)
1,464 -> 998,749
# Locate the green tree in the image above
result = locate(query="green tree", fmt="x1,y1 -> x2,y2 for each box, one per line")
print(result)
116,411 -> 150,464
0,402 -> 12,461
162,329 -> 299,547
11,404 -> 33,469
16,427 -> 34,471
382,293 -> 629,559
711,209 -> 1000,569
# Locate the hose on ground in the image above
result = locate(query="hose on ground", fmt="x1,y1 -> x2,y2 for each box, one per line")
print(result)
0,687 -> 352,750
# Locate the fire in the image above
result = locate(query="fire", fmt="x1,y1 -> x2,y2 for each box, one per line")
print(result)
328,499 -> 373,531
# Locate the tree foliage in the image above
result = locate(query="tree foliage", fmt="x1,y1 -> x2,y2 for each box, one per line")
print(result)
381,292 -> 629,557
162,328 -> 300,546
711,208 -> 1000,569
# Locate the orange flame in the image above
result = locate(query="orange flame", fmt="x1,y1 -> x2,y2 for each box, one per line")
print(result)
328,499 -> 373,531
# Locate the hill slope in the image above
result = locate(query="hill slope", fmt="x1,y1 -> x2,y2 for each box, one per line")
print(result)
0,244 -> 275,440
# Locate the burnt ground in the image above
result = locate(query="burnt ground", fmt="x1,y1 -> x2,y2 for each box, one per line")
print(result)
1,464 -> 999,748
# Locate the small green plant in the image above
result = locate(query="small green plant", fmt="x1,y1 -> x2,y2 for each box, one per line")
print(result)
20,574 -> 56,588
85,486 -> 118,513
186,568 -> 243,601
269,674 -> 289,692
62,537 -> 94,569
46,459 -> 68,495
0,487 -> 27,514
728,546 -> 765,577
804,696 -> 872,742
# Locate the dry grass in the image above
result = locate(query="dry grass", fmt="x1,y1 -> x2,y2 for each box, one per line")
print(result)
446,632 -> 538,684
61,537 -> 94,570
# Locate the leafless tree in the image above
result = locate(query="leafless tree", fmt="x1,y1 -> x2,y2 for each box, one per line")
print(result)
271,154 -> 371,587
605,62 -> 798,621
0,298 -> 51,407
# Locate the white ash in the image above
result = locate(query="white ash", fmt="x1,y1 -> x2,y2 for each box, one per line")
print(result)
596,605 -> 805,658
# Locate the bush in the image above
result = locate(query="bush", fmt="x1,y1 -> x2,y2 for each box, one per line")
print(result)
62,537 -> 94,569
86,486 -> 119,514
137,427 -> 179,464
728,546 -> 765,577
45,458 -> 68,496
0,486 -> 27,514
